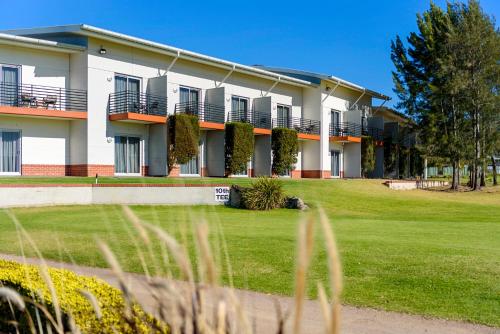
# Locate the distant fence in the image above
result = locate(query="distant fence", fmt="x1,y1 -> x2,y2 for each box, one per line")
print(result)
426,165 -> 498,177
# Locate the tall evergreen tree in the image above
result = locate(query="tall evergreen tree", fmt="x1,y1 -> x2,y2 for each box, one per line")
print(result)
391,0 -> 499,190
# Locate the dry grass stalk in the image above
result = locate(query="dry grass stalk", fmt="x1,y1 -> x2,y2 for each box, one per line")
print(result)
78,289 -> 102,320
319,208 -> 343,334
292,216 -> 315,334
0,287 -> 25,311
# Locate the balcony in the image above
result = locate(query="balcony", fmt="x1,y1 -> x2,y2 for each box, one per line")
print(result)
329,122 -> 362,143
174,101 -> 225,130
108,91 -> 167,124
229,110 -> 272,135
0,82 -> 87,120
273,117 -> 321,140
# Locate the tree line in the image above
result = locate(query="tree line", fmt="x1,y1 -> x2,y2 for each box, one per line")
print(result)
391,0 -> 499,190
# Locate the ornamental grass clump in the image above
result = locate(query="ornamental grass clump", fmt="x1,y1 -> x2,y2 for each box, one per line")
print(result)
241,177 -> 286,210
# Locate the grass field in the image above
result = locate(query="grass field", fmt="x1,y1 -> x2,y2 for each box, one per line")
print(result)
0,178 -> 498,326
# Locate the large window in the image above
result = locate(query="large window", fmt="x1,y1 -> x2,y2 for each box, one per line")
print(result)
180,155 -> 199,175
0,130 -> 21,175
115,136 -> 141,175
331,150 -> 340,177
276,104 -> 291,128
115,74 -> 141,112
231,96 -> 249,122
0,65 -> 20,107
179,86 -> 200,115
331,110 -> 340,127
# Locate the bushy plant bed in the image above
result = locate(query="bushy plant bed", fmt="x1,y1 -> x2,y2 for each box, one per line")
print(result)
225,122 -> 254,175
272,128 -> 298,176
242,177 -> 286,210
0,260 -> 164,333
168,113 -> 200,172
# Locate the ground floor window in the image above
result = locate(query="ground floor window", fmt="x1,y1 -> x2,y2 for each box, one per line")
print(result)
180,155 -> 199,175
331,150 -> 340,177
0,130 -> 21,174
115,136 -> 140,174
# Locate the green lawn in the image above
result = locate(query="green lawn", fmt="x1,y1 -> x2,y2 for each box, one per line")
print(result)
0,178 -> 499,327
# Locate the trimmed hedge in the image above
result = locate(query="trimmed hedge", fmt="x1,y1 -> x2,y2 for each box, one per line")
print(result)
272,128 -> 298,175
0,260 -> 165,333
361,135 -> 375,177
225,122 -> 254,175
168,113 -> 200,172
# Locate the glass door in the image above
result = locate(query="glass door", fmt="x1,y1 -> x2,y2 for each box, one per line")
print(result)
231,96 -> 248,123
115,75 -> 141,113
180,155 -> 199,175
0,130 -> 21,175
331,150 -> 340,177
277,105 -> 291,128
331,110 -> 341,136
115,136 -> 141,175
179,86 -> 200,116
1,66 -> 20,107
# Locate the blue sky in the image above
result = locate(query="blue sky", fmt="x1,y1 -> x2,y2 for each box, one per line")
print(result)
1,0 -> 498,108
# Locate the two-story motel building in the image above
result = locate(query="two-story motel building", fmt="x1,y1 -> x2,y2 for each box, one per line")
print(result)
0,25 -> 390,178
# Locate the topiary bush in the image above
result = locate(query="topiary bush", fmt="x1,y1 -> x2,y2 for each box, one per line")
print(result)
168,113 -> 200,172
361,135 -> 375,177
272,128 -> 298,175
0,260 -> 165,333
241,177 -> 285,210
225,122 -> 254,175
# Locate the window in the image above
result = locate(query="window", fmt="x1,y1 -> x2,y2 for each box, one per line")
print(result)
115,136 -> 141,174
180,155 -> 199,175
0,130 -> 21,175
277,105 -> 291,128
179,86 -> 200,115
331,110 -> 340,127
0,65 -> 20,107
115,74 -> 141,112
331,150 -> 340,177
231,96 -> 249,122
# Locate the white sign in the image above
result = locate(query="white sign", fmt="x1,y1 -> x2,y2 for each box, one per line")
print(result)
214,187 -> 230,202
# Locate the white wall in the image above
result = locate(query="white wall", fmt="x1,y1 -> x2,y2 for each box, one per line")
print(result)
254,135 -> 271,176
344,143 -> 361,178
0,45 -> 70,88
0,116 -> 70,165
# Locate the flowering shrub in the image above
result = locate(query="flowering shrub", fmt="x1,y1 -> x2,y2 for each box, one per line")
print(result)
0,260 -> 165,333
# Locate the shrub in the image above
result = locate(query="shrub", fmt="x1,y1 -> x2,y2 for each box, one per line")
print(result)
225,122 -> 254,175
168,113 -> 200,172
0,260 -> 165,333
361,135 -> 375,177
241,177 -> 285,210
272,128 -> 299,175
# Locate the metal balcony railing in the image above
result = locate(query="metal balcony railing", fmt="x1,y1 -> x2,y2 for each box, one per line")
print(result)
174,101 -> 225,123
109,91 -> 167,116
362,126 -> 384,141
329,121 -> 362,137
0,82 -> 87,112
229,110 -> 272,129
273,117 -> 321,135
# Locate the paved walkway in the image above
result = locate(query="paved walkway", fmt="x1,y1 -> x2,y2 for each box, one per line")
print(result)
1,254 -> 498,334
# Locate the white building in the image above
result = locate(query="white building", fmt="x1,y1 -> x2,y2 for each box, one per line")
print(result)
0,25 -> 390,178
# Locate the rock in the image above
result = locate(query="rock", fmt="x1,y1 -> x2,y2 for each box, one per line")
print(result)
229,185 -> 244,208
285,196 -> 308,210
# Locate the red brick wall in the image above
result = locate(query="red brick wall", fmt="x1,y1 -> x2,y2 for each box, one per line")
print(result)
22,164 -> 67,176
85,165 -> 115,177
168,165 -> 180,177
201,167 -> 208,177
291,170 -> 302,179
141,166 -> 149,176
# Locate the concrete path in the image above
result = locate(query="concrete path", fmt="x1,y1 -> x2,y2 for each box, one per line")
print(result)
1,254 -> 498,334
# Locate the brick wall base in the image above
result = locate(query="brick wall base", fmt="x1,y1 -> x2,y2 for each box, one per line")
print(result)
201,167 -> 208,177
168,165 -> 180,177
21,164 -> 116,177
291,170 -> 301,179
301,170 -> 331,179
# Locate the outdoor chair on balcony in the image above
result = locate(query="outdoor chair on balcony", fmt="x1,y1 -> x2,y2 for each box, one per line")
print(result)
42,95 -> 58,109
20,94 -> 37,107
